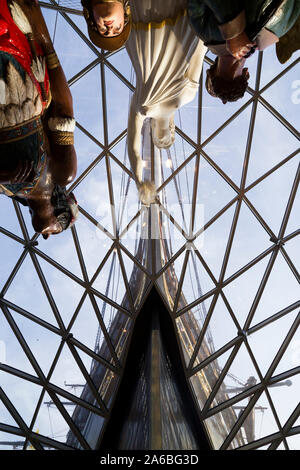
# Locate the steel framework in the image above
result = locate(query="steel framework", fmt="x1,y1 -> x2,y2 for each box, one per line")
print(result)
0,0 -> 299,450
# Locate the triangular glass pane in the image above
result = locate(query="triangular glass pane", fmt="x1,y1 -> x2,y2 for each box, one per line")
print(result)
285,185 -> 300,236
120,218 -> 140,257
0,310 -> 39,376
195,203 -> 236,281
70,296 -> 105,353
204,106 -> 252,186
18,203 -> 36,239
84,352 -> 120,409
105,66 -> 131,142
52,13 -> 97,80
195,157 -> 237,231
50,344 -> 101,409
0,234 -> 24,292
118,249 -> 150,309
284,235 -> 300,275
161,155 -> 197,236
32,390 -> 80,446
246,156 -> 299,236
1,372 -> 42,426
225,201 -> 271,279
206,391 -> 281,449
243,391 -> 281,446
175,92 -> 199,144
74,346 -> 99,381
37,225 -> 83,279
277,442 -> 288,450
180,249 -> 215,308
106,47 -> 135,85
0,431 -> 25,450
204,295 -> 239,354
154,249 -> 188,310
0,197 -> 23,237
109,133 -> 127,165
246,103 -> 299,186
74,126 -> 102,178
203,395 -> 254,450
0,396 -> 19,426
176,295 -> 215,366
210,343 -> 259,409
49,343 -> 84,389
75,157 -> 114,236
92,250 -> 127,306
153,276 -> 174,312
271,313 -> 300,377
247,308 -> 299,376
71,64 -> 104,143
286,435 -> 300,450
159,209 -> 189,265
268,374 -> 300,428
201,61 -> 252,141
0,431 -> 25,451
190,348 -> 233,409
73,345 -> 120,413
161,141 -> 196,180
4,256 -> 61,326
249,251 -> 300,326
108,155 -> 140,235
66,9 -> 100,49
294,417 -> 300,427
63,398 -> 105,449
222,254 -> 271,328
99,308 -> 131,363
93,297 -> 127,364
119,211 -> 147,268
119,216 -> 152,274
75,215 -> 113,280
71,344 -> 120,410
260,45 -> 298,88
37,258 -> 85,327
262,60 -> 300,131
9,309 -> 61,377
95,297 -> 131,342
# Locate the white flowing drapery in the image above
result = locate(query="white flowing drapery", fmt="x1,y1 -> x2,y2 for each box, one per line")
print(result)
126,0 -> 207,203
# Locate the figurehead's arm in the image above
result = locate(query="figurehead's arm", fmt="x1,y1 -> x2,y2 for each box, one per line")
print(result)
43,65 -> 77,186
185,39 -> 207,84
193,1 -> 254,59
16,0 -> 77,186
43,54 -> 77,186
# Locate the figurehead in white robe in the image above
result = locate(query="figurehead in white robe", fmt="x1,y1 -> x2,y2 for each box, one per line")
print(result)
126,0 -> 207,205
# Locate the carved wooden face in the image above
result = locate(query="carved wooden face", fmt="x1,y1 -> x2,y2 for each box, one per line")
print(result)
92,1 -> 124,37
30,208 -> 63,238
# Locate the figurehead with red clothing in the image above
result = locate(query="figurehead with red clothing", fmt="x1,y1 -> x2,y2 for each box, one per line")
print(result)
0,0 -> 78,238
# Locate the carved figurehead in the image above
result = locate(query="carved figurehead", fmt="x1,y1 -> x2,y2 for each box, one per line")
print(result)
188,0 -> 300,104
0,0 -> 79,238
81,0 -> 132,51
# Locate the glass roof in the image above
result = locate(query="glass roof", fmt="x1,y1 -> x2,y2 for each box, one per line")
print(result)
0,0 -> 299,450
